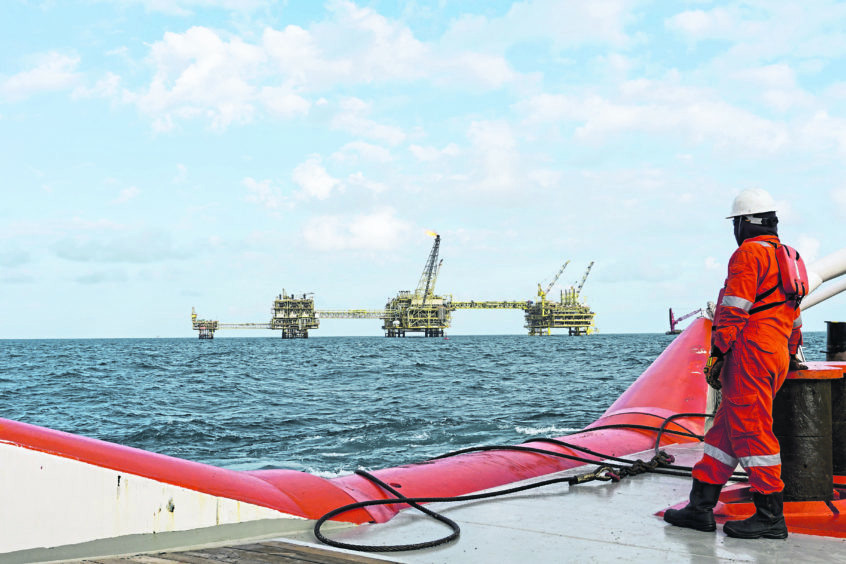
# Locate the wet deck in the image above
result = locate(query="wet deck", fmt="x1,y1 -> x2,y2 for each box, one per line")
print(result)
81,443 -> 846,564
274,442 -> 845,563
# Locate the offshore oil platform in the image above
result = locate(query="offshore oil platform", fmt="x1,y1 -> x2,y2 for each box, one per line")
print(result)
192,232 -> 596,339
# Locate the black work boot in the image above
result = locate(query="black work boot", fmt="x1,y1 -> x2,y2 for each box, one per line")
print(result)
664,479 -> 723,532
723,491 -> 788,539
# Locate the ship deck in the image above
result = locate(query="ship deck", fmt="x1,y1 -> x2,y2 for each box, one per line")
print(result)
82,442 -> 846,564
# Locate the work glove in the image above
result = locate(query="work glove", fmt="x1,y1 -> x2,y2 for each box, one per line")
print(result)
703,347 -> 724,390
789,354 -> 808,372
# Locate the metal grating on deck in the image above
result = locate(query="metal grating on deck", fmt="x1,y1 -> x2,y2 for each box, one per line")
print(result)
78,540 -> 397,564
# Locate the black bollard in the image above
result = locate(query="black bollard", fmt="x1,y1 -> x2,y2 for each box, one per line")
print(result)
827,321 -> 846,475
826,321 -> 846,361
773,374 -> 834,501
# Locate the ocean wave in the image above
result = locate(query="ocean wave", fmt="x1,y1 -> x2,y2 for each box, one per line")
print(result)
1,332 -> 829,473
514,425 -> 583,436
307,468 -> 356,479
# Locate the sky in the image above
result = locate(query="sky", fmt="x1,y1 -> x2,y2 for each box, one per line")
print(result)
3,0 -> 846,339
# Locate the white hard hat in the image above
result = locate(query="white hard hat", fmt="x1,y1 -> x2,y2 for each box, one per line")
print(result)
726,188 -> 777,218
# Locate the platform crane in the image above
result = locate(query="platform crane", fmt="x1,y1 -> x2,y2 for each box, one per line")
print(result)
430,259 -> 444,301
574,261 -> 594,297
667,307 -> 703,334
560,261 -> 594,306
537,260 -> 570,301
414,232 -> 441,306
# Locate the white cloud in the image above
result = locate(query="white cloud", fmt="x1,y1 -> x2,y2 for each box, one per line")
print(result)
438,52 -> 519,89
740,63 -> 797,90
443,0 -> 636,52
665,7 -> 738,40
97,0 -> 270,16
292,156 -> 341,200
0,52 -> 81,102
172,164 -> 187,184
302,207 -> 410,251
772,198 -> 797,223
150,114 -> 175,133
50,224 -> 190,263
260,2 -> 433,89
465,120 -> 519,192
409,143 -> 461,162
347,171 -> 388,193
412,121 -> 568,196
258,86 -> 311,118
74,269 -> 129,285
594,52 -> 635,79
243,177 -> 290,210
831,187 -> 846,217
665,3 -> 846,67
112,186 -> 140,204
515,89 -> 790,153
261,25 -> 333,86
705,257 -> 722,271
732,64 -> 813,112
73,72 -> 121,100
527,169 -> 562,189
332,141 -> 393,163
321,1 -> 430,83
113,2 -> 525,130
128,26 -> 266,130
798,111 -> 846,155
331,97 -> 406,145
797,235 -> 821,265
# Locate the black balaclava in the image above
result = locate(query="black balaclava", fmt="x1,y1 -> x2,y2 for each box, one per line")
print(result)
733,211 -> 778,246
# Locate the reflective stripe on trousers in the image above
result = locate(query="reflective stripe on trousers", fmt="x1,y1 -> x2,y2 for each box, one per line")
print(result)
704,444 -> 737,468
739,453 -> 781,467
703,444 -> 781,470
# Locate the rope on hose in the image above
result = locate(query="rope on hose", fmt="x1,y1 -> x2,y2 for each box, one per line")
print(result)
652,412 -> 714,454
314,452 -> 674,553
432,418 -> 746,480
314,416 -> 746,553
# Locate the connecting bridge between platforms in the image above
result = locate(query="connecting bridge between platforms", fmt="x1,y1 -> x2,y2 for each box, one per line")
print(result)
191,234 -> 596,339
192,291 -> 595,340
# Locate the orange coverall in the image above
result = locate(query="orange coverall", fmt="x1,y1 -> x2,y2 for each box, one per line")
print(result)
692,234 -> 803,494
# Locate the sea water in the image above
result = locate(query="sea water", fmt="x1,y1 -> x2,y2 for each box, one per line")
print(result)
0,332 -> 827,477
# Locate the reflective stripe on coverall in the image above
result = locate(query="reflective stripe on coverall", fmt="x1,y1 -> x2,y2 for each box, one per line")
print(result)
692,235 -> 803,494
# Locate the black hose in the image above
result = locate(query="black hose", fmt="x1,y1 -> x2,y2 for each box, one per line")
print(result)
313,469 -> 461,552
314,469 -> 600,552
652,412 -> 714,454
527,417 -> 744,479
314,416 -> 745,553
428,443 -> 691,477
428,422 -> 700,464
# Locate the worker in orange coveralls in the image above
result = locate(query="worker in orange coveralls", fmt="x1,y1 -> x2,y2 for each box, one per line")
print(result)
664,188 -> 805,539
